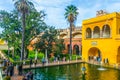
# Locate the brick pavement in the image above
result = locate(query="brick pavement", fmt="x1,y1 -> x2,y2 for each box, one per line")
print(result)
11,67 -> 23,80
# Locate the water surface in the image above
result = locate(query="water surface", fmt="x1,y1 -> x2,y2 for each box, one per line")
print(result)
24,63 -> 120,80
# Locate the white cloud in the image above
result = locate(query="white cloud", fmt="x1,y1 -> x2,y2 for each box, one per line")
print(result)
33,0 -> 73,29
76,1 -> 120,26
0,0 -> 14,11
106,2 -> 120,12
76,3 -> 102,26
1,0 -> 120,29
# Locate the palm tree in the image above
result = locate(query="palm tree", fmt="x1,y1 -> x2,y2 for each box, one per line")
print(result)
64,5 -> 78,60
13,0 -> 34,60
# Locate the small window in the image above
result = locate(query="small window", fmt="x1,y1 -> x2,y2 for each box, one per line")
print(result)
86,28 -> 92,38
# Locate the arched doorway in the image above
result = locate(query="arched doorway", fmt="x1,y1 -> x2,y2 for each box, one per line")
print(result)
73,45 -> 79,55
67,44 -> 70,54
88,47 -> 102,62
117,47 -> 120,64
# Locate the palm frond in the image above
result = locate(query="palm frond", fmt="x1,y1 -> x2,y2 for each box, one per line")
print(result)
64,5 -> 79,23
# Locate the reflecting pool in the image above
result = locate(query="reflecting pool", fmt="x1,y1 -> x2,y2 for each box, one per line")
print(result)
24,63 -> 120,80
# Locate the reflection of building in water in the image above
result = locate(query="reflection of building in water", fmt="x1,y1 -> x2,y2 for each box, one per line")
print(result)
82,11 -> 120,65
58,26 -> 82,55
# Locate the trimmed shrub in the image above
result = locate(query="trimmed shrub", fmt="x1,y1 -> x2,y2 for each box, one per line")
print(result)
77,55 -> 82,60
37,52 -> 44,60
28,51 -> 35,59
72,55 -> 77,60
49,57 -> 54,62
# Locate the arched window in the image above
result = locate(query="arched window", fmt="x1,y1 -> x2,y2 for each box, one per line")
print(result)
86,28 -> 92,38
73,45 -> 79,55
93,26 -> 100,38
67,44 -> 70,54
102,24 -> 110,38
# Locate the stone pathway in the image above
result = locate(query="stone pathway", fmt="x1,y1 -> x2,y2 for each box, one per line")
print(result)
11,67 -> 23,80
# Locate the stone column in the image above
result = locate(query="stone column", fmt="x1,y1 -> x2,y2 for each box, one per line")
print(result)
100,30 -> 103,38
92,31 -> 94,38
110,28 -> 111,38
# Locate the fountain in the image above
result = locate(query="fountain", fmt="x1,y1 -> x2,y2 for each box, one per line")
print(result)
97,61 -> 107,71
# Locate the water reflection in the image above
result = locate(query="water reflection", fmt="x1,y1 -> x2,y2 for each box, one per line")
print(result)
24,63 -> 120,80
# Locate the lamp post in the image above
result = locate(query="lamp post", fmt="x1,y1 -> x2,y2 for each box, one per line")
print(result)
45,48 -> 48,64
45,41 -> 48,65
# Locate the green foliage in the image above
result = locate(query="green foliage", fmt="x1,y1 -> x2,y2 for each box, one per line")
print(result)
22,60 -> 30,65
2,50 -> 20,61
3,76 -> 11,80
9,57 -> 14,62
64,54 -> 70,60
28,51 -> 44,60
13,60 -> 30,65
28,50 -> 35,59
54,39 -> 65,57
72,55 -> 77,60
2,50 -> 8,54
49,57 -> 55,62
77,55 -> 82,60
37,52 -> 44,59
71,55 -> 81,60
64,5 -> 79,23
0,8 -> 47,60
13,61 -> 23,65
13,55 -> 20,60
34,26 -> 58,55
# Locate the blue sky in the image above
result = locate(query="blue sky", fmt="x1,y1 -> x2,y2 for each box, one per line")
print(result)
0,0 -> 120,32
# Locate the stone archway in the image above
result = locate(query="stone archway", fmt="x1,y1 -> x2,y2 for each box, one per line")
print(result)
67,44 -> 70,54
73,45 -> 79,55
117,47 -> 120,64
88,47 -> 102,61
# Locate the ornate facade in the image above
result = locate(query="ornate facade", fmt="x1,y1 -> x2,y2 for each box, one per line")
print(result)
82,10 -> 120,65
58,26 -> 82,55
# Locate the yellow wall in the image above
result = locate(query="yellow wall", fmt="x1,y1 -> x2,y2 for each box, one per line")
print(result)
0,39 -> 5,45
82,12 -> 120,65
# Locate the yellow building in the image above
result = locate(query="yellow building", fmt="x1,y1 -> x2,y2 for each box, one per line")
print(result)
0,39 -> 8,50
82,10 -> 120,65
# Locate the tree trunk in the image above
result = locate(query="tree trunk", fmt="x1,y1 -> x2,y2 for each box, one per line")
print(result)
69,23 -> 72,60
21,12 -> 26,60
12,47 -> 14,58
8,43 -> 10,58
